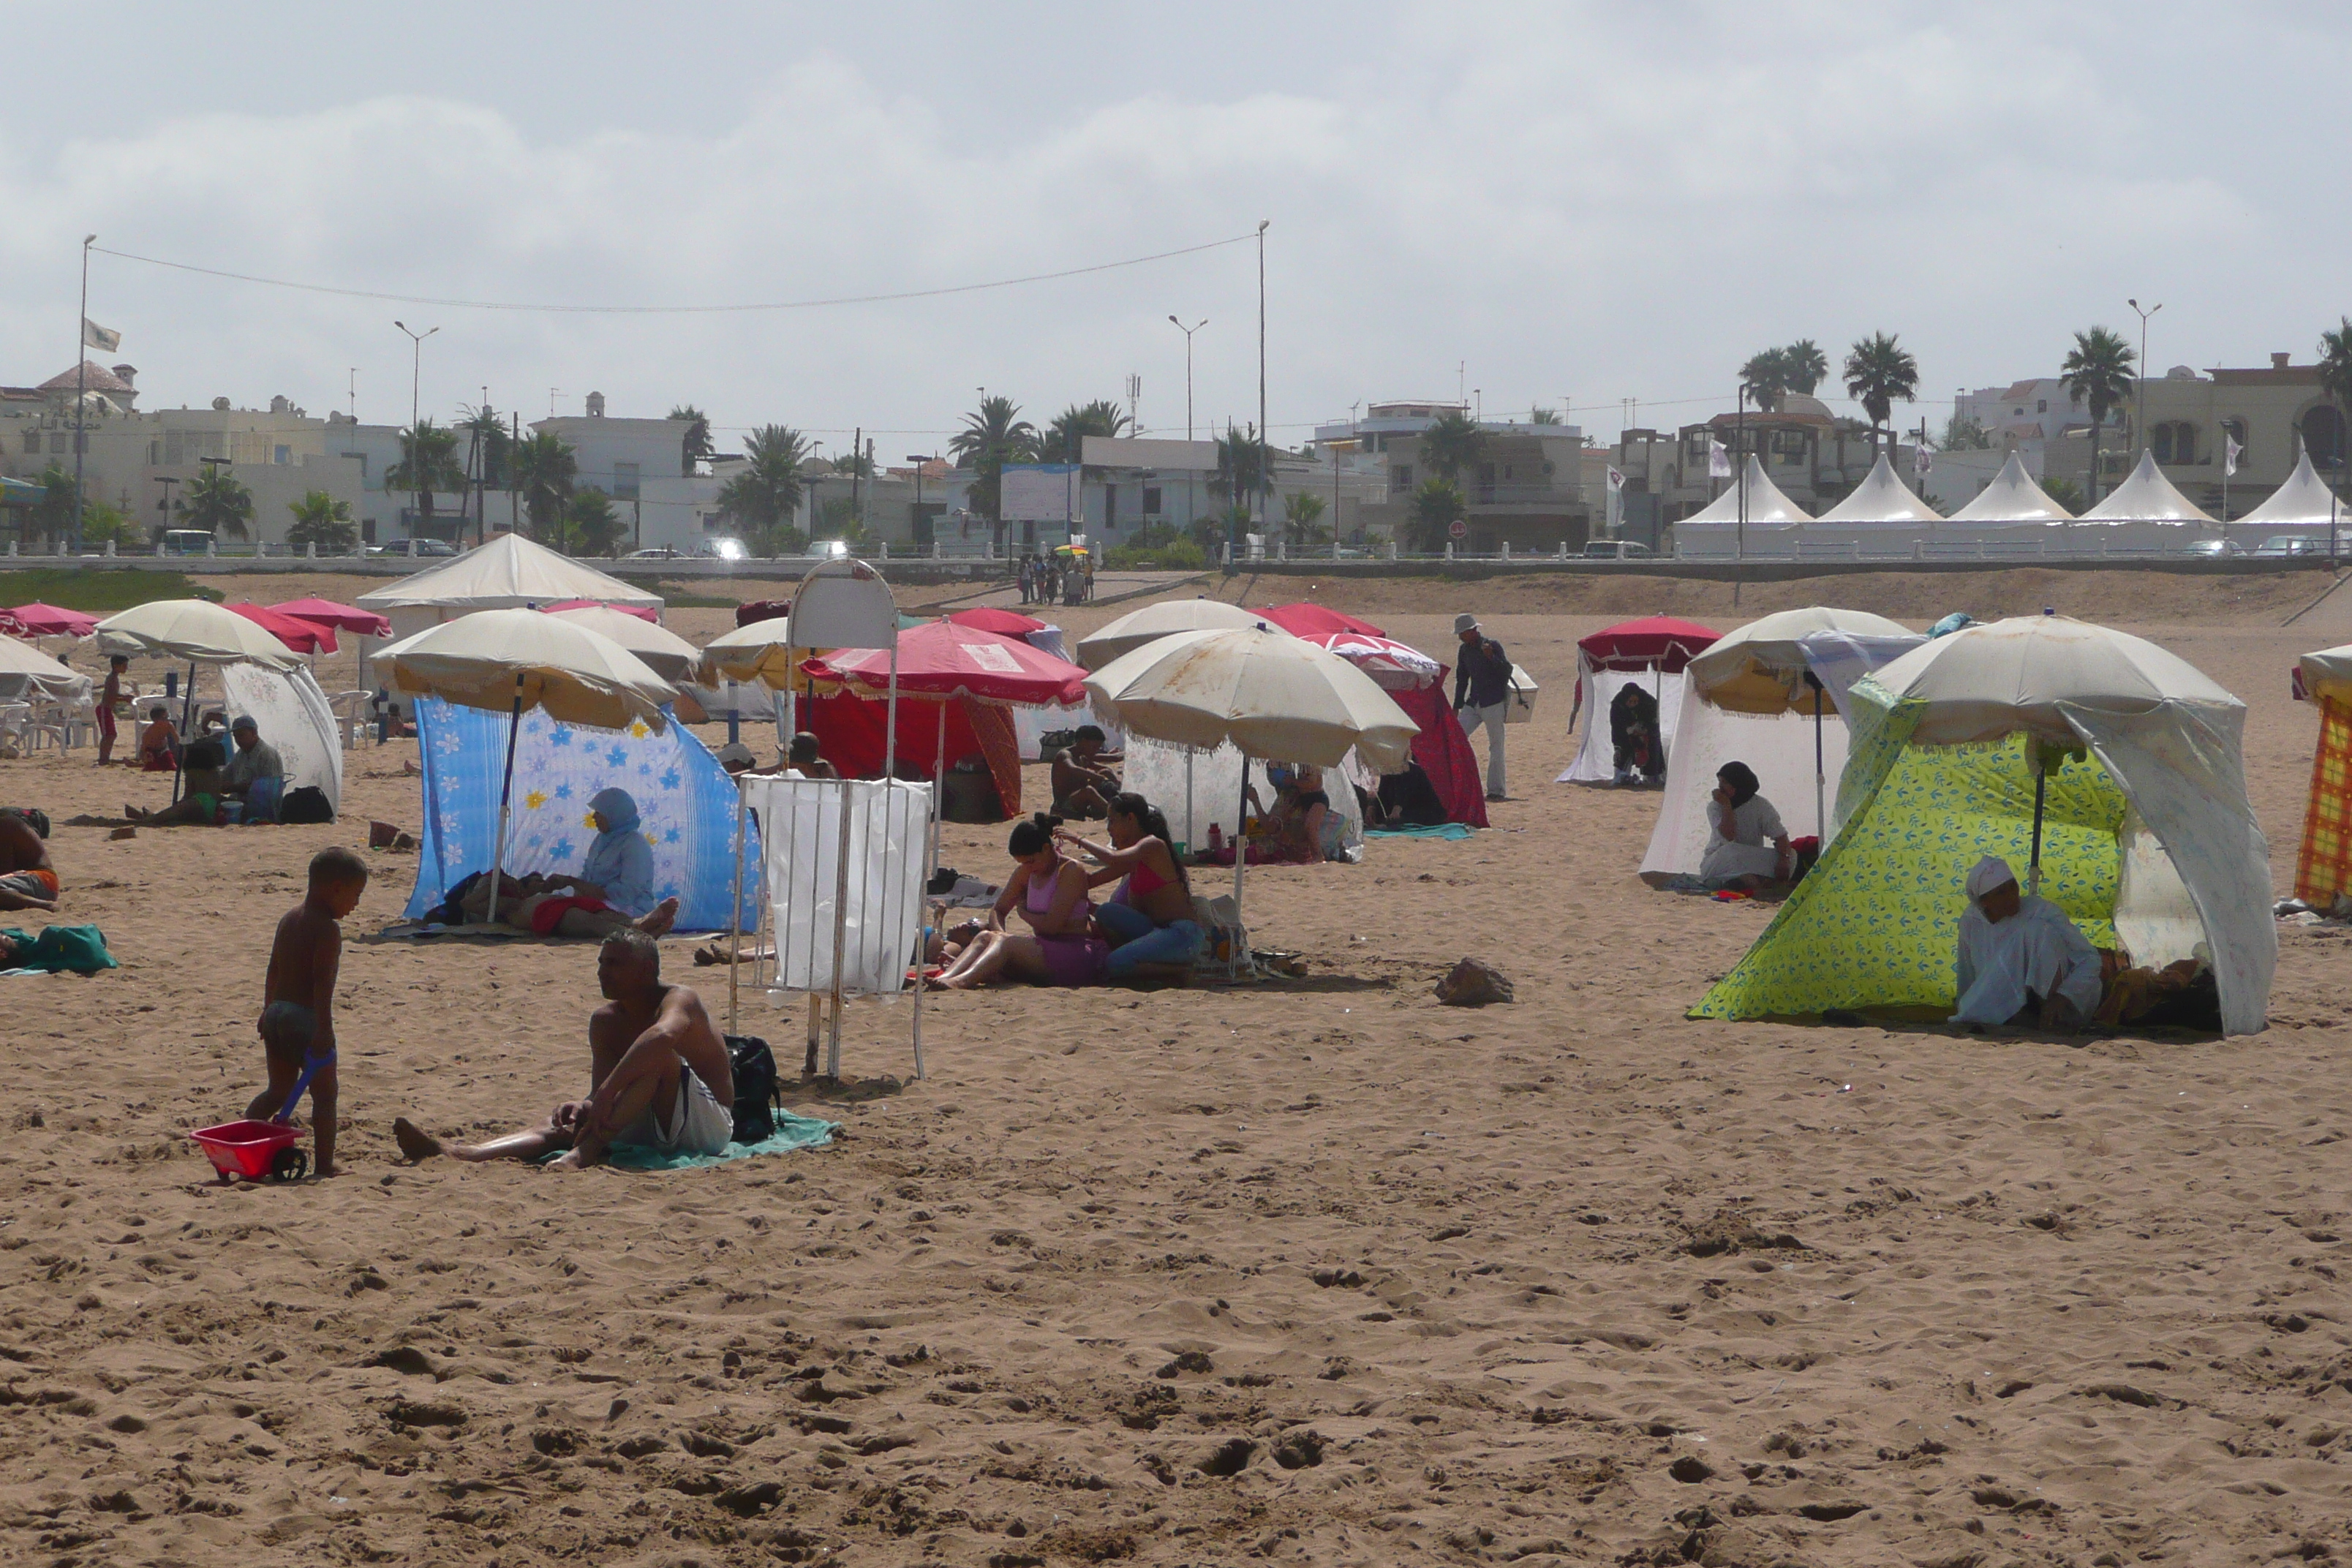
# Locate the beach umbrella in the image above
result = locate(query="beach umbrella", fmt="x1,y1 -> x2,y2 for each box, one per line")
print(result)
377,608 -> 676,927
1075,597 -> 1280,671
8,602 -> 98,638
94,599 -> 304,669
698,617 -> 804,687
1686,606 -> 1918,839
270,597 -> 392,638
1865,613 -> 2239,889
546,604 -> 700,682
1578,615 -> 1720,674
1257,602 -> 1387,639
945,606 -> 1049,638
227,603 -> 336,655
544,598 -> 659,622
0,635 -> 93,704
1085,624 -> 1416,953
1303,630 -> 1444,690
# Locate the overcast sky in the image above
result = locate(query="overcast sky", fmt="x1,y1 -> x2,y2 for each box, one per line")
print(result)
2,2 -> 2345,453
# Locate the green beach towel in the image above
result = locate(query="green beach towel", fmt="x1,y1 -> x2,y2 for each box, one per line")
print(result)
605,1108 -> 837,1172
1364,823 -> 1475,841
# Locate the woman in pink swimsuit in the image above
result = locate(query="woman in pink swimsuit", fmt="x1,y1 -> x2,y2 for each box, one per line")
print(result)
932,814 -> 1109,990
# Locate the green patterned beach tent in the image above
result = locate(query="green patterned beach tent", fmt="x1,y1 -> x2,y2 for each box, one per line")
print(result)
1692,616 -> 2275,1036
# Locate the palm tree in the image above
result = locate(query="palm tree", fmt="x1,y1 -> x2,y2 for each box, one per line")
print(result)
947,396 -> 1038,551
1419,409 -> 1486,480
669,404 -> 715,473
508,430 -> 578,542
559,489 -> 627,557
176,465 -> 255,541
2316,317 -> 2352,494
286,490 -> 359,554
1282,491 -> 1329,549
31,463 -> 75,551
385,420 -> 465,539
78,501 -> 139,551
1739,348 -> 1791,413
1529,405 -> 1562,425
453,405 -> 511,544
1039,399 -> 1132,463
1409,478 -> 1467,552
1842,333 -> 1921,458
2059,326 -> 2136,505
1784,339 -> 1828,395
717,425 -> 814,551
829,450 -> 875,478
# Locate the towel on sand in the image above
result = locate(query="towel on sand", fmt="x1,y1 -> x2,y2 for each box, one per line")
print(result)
1363,823 -> 1475,841
1,924 -> 117,975
603,1108 -> 837,1172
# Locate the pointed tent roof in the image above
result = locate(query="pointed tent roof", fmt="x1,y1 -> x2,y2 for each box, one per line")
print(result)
2237,451 -> 2346,527
1676,456 -> 1811,527
1948,451 -> 2074,527
2078,449 -> 2215,526
1811,454 -> 1942,526
354,532 -> 663,614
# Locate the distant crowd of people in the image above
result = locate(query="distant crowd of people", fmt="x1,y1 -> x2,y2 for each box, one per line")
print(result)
1017,552 -> 1093,606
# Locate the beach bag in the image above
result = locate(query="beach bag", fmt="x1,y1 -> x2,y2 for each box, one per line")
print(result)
279,785 -> 333,824
725,1034 -> 780,1145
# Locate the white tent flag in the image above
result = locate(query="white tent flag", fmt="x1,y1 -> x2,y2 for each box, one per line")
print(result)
2225,434 -> 2243,477
1708,440 -> 1732,479
1606,467 -> 1626,492
1913,444 -> 1933,477
82,319 -> 121,353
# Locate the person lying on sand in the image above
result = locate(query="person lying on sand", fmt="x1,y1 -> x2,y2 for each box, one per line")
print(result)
246,847 -> 369,1178
930,813 -> 1107,990
393,930 -> 733,1170
0,808 -> 60,912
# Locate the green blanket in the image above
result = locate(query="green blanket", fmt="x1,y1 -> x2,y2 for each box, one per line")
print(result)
605,1108 -> 837,1171
1364,823 -> 1475,841
0,924 -> 117,976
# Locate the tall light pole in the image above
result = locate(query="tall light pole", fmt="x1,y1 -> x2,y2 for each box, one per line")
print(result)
2127,298 -> 2161,453
71,233 -> 94,551
1256,220 -> 1270,539
907,453 -> 938,549
1169,316 -> 1206,535
394,321 -> 438,540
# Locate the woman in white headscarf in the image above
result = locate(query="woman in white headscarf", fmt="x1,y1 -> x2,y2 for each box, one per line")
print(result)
1952,855 -> 2104,1029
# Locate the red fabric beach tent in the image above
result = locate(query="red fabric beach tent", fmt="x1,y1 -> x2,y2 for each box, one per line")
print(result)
1256,601 -> 1387,639
270,597 -> 392,638
226,602 -> 336,654
7,602 -> 98,637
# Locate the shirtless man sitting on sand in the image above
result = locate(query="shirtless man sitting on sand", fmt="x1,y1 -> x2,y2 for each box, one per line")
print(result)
0,809 -> 59,912
393,930 -> 732,1169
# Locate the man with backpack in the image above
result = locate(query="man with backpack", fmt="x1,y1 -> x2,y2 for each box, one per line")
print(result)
1452,611 -> 1514,802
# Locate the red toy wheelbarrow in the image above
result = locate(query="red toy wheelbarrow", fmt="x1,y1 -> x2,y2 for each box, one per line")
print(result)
188,1049 -> 334,1183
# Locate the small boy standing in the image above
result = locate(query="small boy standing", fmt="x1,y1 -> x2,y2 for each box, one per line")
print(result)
96,655 -> 127,766
248,846 -> 368,1177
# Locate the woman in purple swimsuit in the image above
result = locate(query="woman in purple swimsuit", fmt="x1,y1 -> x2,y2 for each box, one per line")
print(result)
931,814 -> 1109,990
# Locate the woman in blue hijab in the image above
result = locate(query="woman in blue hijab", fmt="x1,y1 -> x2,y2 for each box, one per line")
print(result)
576,787 -> 655,916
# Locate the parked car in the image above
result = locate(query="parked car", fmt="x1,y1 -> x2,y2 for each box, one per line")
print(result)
2255,535 -> 2331,557
697,538 -> 748,561
380,538 -> 459,557
158,529 -> 214,557
1582,540 -> 1654,559
2185,538 -> 2244,557
625,546 -> 682,559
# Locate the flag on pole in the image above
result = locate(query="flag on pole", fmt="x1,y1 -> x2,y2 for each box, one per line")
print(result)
1605,466 -> 1625,492
1708,440 -> 1730,479
2225,433 -> 2243,477
81,319 -> 120,354
1912,443 -> 1933,477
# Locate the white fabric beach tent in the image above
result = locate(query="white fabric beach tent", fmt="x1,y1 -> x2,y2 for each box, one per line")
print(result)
2073,451 -> 2217,547
1639,607 -> 1917,880
2230,451 -> 2348,542
1944,451 -> 2076,529
1669,456 -> 1811,557
1806,453 -> 1942,554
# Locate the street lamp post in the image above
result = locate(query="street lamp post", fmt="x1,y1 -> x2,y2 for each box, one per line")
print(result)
1168,315 -> 1206,535
394,320 -> 439,542
2127,298 -> 2161,453
906,453 -> 938,551
1256,220 -> 1270,541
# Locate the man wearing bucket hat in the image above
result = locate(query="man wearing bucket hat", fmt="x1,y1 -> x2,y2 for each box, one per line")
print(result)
1451,611 -> 1513,802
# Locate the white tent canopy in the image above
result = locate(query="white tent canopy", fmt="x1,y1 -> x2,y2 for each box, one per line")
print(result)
355,532 -> 663,616
1811,454 -> 1942,526
1675,456 -> 1812,529
0,637 -> 93,705
1639,687 -> 1850,879
2235,451 -> 2346,529
1561,666 -> 1686,783
2078,450 -> 2216,526
1947,451 -> 2075,527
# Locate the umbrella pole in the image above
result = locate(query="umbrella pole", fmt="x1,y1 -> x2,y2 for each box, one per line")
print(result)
1185,750 -> 1194,856
826,777 -> 853,1082
486,675 -> 523,929
932,702 -> 947,877
1814,691 -> 1826,842
883,645 -> 899,781
171,660 -> 197,806
2029,758 -> 2048,897
1232,758 -> 1248,965
727,773 -> 746,1034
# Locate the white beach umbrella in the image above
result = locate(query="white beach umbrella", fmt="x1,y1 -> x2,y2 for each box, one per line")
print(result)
1074,597 -> 1279,671
94,598 -> 305,670
0,636 -> 93,704
377,608 -> 677,924
698,618 -> 801,686
1085,624 -> 1416,950
548,604 -> 700,683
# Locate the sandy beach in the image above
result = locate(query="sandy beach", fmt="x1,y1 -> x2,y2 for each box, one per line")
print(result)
1,566 -> 2348,1567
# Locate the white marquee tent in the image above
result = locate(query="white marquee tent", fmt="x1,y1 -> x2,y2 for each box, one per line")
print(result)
1810,454 -> 1942,528
1945,451 -> 2076,529
2074,451 -> 2217,545
1670,456 -> 1811,555
2231,451 -> 2347,538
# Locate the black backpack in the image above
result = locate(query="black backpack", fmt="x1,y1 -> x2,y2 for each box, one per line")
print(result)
279,785 -> 334,824
725,1034 -> 780,1145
